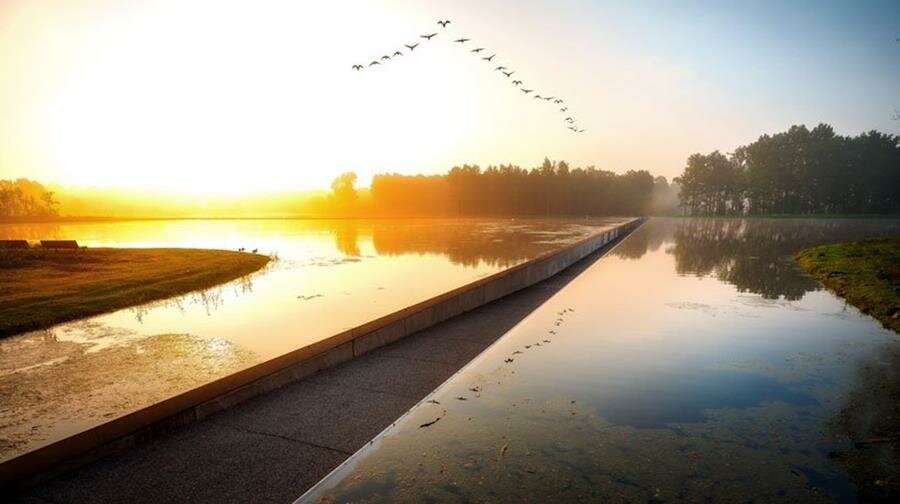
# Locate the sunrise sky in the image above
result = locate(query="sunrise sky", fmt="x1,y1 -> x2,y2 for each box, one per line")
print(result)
0,0 -> 898,194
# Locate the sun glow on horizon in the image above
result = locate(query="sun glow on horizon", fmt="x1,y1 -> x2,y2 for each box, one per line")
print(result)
1,0 -> 898,195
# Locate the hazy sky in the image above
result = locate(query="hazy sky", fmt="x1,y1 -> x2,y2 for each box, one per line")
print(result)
1,0 -> 898,194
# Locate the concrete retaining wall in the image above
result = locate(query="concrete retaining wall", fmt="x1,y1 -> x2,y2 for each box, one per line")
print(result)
0,218 -> 644,491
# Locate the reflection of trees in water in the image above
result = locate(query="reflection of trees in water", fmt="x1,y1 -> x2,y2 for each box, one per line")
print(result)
130,267 -> 263,322
333,225 -> 360,257
0,222 -> 63,240
366,221 -> 596,268
612,219 -> 673,260
619,218 -> 900,301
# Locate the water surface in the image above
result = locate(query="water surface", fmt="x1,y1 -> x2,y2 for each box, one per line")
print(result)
0,218 -> 625,460
303,218 -> 900,503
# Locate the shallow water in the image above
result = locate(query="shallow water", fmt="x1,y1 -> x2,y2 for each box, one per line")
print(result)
0,218 -> 626,460
302,217 -> 900,503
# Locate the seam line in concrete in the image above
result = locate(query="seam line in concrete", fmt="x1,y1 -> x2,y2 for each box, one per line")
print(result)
305,382 -> 423,401
374,353 -> 471,367
210,421 -> 353,456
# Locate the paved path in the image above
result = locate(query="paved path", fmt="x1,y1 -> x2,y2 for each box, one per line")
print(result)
13,244 -> 615,504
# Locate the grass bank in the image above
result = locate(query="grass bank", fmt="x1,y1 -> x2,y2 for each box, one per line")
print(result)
794,237 -> 899,334
0,248 -> 270,337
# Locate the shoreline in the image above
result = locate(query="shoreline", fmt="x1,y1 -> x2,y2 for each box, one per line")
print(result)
0,247 -> 270,338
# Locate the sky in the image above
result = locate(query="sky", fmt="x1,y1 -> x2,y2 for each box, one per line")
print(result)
0,0 -> 898,194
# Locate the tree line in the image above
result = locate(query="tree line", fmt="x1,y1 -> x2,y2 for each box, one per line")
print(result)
0,179 -> 58,219
364,158 -> 658,217
676,124 -> 900,215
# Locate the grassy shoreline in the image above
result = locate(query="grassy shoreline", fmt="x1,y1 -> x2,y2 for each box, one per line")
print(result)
794,237 -> 899,334
0,248 -> 270,337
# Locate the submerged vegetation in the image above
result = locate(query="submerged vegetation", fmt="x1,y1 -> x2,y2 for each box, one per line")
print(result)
0,248 -> 269,337
677,124 -> 900,216
795,238 -> 900,334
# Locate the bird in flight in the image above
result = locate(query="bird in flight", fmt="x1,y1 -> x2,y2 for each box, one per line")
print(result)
438,20 -> 451,27
351,64 -> 363,70
565,117 -> 574,122
543,96 -> 553,101
577,129 -> 586,133
369,61 -> 380,66
381,55 -> 391,60
554,99 -> 564,104
471,47 -> 485,53
512,80 -> 523,85
454,38 -> 470,43
534,94 -> 542,99
421,33 -> 438,40
494,65 -> 506,71
521,88 -> 533,93
405,43 -> 419,51
482,54 -> 496,61
569,126 -> 577,131
502,70 -> 514,77
559,107 -> 568,112
393,51 -> 403,57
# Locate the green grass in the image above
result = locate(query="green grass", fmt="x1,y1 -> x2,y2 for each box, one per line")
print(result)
795,237 -> 900,334
0,248 -> 270,337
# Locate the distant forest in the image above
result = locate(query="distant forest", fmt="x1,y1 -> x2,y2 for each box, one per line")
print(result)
5,123 -> 898,219
677,124 -> 900,215
367,159 -> 668,217
0,179 -> 58,218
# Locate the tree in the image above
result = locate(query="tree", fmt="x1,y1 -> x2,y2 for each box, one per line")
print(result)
330,172 -> 358,206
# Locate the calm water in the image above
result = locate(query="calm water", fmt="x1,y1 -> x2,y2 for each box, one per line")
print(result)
302,218 -> 900,503
0,218 -> 627,461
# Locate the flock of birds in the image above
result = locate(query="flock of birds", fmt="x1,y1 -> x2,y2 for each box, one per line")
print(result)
351,19 -> 586,134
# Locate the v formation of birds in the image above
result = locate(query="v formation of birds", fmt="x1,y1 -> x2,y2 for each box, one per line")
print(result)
351,19 -> 586,134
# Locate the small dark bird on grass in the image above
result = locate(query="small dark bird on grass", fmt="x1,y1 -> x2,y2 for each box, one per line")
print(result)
454,38 -> 470,43
512,80 -> 522,85
521,88 -> 533,93
421,33 -> 438,40
238,247 -> 245,252
393,51 -> 403,57
502,70 -> 514,77
482,53 -> 496,61
351,64 -> 363,70
252,248 -> 258,253
438,20 -> 451,27
405,43 -> 419,51
369,60 -> 380,66
471,47 -> 484,53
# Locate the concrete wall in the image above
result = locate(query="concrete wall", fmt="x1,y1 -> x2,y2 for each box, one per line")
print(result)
0,218 -> 643,491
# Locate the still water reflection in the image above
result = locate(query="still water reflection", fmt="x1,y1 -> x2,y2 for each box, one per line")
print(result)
303,218 -> 900,503
0,218 -> 624,460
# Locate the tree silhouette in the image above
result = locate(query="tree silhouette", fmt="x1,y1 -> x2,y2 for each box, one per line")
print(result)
676,124 -> 900,215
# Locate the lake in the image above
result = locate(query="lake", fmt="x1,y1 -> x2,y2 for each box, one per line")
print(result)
0,218 -> 627,461
301,217 -> 900,503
